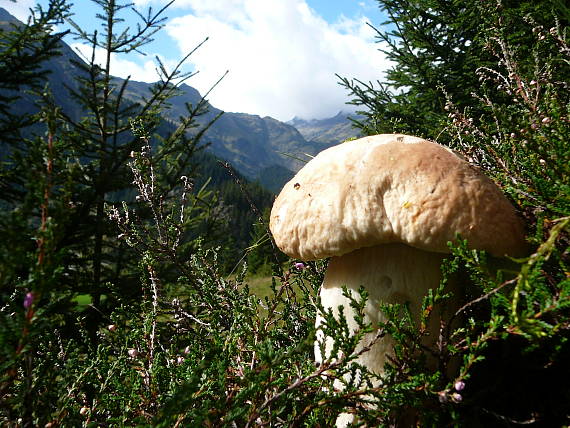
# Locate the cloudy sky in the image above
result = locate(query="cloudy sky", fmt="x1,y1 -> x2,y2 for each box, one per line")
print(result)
4,0 -> 390,121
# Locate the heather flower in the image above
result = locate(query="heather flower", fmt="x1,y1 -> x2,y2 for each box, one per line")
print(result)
128,349 -> 138,358
454,380 -> 466,391
23,292 -> 34,309
107,324 -> 117,332
294,262 -> 305,270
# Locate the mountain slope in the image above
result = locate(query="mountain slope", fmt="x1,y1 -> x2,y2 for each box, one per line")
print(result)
0,8 -> 85,122
120,80 -> 333,182
0,7 -> 347,191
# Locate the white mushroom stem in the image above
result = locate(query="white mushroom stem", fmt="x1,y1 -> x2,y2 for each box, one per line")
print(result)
315,242 -> 451,379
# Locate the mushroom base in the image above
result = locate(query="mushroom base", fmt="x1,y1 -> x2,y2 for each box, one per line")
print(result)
315,242 -> 457,393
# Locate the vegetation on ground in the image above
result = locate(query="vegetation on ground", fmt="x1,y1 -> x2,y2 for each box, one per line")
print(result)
0,0 -> 568,426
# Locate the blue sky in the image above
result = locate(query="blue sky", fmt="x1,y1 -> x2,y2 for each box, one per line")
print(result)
4,0 -> 389,120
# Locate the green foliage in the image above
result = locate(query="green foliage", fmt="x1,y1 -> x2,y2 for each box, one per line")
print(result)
0,0 -> 220,312
340,0 -> 570,424
0,0 -> 70,136
1,0 -> 569,426
201,165 -> 276,274
0,131 -> 379,425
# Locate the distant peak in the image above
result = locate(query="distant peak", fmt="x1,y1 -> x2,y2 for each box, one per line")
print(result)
287,111 -> 354,125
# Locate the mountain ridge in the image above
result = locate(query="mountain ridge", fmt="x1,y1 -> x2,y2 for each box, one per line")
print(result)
288,111 -> 362,146
0,7 -> 358,191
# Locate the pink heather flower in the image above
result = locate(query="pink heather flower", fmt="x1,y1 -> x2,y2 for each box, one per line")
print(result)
176,356 -> 185,365
454,380 -> 466,391
183,346 -> 191,355
452,392 -> 463,402
79,407 -> 89,416
23,292 -> 34,309
107,324 -> 117,332
128,349 -> 138,358
294,262 -> 305,270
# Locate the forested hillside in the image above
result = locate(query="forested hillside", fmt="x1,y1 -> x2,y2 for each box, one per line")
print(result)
1,1 -> 568,426
0,5 -> 278,273
119,79 -> 336,186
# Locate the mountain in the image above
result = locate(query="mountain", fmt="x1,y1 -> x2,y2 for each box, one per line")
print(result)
0,7 -> 345,192
0,8 -> 84,122
0,8 -> 280,267
120,81 -> 335,187
288,111 -> 362,146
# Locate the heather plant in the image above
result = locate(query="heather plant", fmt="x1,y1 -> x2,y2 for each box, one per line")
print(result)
0,4 -> 386,425
1,0 -> 569,426
340,0 -> 570,425
0,126 -> 392,425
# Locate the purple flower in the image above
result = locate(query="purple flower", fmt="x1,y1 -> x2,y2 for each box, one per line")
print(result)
294,262 -> 306,270
23,292 -> 34,309
454,380 -> 466,392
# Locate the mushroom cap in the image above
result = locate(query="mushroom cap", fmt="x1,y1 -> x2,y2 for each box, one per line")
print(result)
269,134 -> 526,260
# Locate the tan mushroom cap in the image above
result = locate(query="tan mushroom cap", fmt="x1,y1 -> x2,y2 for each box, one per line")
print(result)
269,134 -> 526,260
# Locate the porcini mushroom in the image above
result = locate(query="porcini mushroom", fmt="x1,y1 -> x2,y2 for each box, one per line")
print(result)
269,134 -> 526,417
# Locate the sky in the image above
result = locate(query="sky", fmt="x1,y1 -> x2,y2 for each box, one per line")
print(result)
3,0 -> 390,121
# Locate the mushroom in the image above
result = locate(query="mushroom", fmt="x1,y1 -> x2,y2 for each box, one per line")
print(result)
269,134 -> 526,420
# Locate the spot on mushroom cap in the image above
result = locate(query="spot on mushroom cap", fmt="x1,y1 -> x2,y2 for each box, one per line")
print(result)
269,134 -> 526,260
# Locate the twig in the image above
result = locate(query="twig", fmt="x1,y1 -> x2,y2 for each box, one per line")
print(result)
217,161 -> 284,276
245,328 -> 385,427
452,278 -> 518,320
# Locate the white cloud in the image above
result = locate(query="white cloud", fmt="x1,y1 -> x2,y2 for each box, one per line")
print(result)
2,0 -> 36,21
7,0 -> 390,121
161,0 -> 388,120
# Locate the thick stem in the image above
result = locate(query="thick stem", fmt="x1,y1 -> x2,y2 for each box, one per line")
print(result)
315,243 -> 449,377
